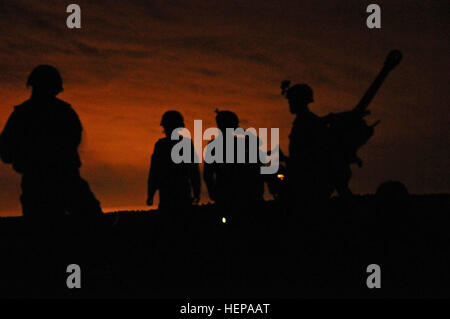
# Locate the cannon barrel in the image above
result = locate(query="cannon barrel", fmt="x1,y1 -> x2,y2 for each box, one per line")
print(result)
354,50 -> 402,113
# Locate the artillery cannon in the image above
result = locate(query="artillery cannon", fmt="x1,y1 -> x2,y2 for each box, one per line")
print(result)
271,50 -> 402,200
325,50 -> 402,196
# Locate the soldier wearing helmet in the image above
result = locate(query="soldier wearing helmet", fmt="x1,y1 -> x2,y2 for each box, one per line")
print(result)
284,83 -> 314,113
160,110 -> 185,134
26,64 -> 64,97
280,52 -> 402,208
147,110 -> 200,210
281,81 -> 333,209
0,65 -> 102,217
203,109 -> 264,209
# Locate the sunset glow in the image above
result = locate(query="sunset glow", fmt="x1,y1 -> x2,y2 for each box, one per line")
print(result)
0,0 -> 448,216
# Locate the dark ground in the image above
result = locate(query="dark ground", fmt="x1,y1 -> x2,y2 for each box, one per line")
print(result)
0,194 -> 449,299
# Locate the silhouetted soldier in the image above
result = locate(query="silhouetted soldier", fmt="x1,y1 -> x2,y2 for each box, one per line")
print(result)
147,110 -> 200,210
281,51 -> 403,208
203,110 -> 264,208
0,65 -> 102,217
281,83 -> 333,209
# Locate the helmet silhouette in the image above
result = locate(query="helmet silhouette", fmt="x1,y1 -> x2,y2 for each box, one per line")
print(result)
215,110 -> 239,129
160,110 -> 185,128
27,65 -> 63,96
286,84 -> 314,103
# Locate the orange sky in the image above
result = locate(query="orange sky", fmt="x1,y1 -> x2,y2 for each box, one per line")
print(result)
0,0 -> 449,216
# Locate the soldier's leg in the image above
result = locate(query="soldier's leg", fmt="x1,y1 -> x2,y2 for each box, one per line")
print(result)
21,174 -> 65,218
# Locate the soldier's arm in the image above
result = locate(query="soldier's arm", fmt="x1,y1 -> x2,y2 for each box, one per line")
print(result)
67,107 -> 82,148
191,163 -> 201,202
278,148 -> 288,162
147,142 -> 161,203
0,109 -> 20,164
190,142 -> 201,201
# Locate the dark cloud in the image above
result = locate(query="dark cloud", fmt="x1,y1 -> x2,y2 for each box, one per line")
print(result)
191,68 -> 221,77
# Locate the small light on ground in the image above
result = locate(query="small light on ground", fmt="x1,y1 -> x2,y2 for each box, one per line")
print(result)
222,217 -> 226,224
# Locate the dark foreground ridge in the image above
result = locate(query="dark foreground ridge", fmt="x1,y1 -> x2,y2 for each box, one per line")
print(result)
0,194 -> 449,298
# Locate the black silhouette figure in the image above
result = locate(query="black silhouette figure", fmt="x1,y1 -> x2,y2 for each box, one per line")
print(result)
203,110 -> 264,208
281,83 -> 333,208
147,110 -> 200,210
0,65 -> 102,217
281,50 -> 402,206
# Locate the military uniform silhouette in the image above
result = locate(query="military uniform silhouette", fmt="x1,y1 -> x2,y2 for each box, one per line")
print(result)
282,83 -> 333,208
282,51 -> 403,206
0,65 -> 102,217
147,110 -> 200,210
203,110 -> 264,208
282,52 -> 402,207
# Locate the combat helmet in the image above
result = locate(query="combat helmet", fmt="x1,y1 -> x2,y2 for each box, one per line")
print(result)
215,109 -> 239,129
161,110 -> 185,128
281,80 -> 314,103
27,65 -> 63,96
